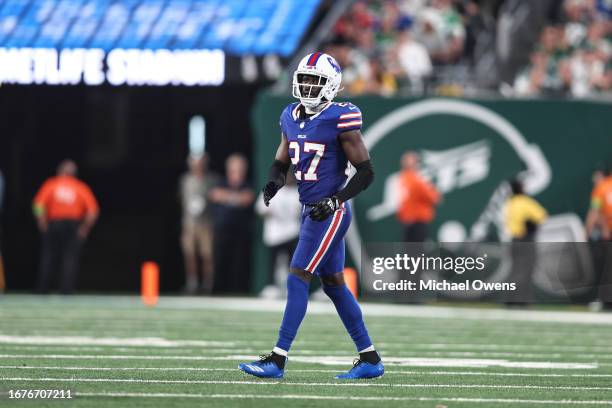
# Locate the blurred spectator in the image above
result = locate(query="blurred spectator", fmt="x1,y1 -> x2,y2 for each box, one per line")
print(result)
586,166 -> 612,241
504,178 -> 547,306
179,154 -> 217,295
394,30 -> 432,93
514,0 -> 612,98
413,0 -> 466,64
564,0 -> 590,48
460,0 -> 486,65
514,51 -> 553,96
324,0 -> 475,95
255,174 -> 301,299
586,166 -> 612,310
397,151 -> 440,242
209,154 -> 255,293
325,0 -> 609,98
33,160 -> 99,294
349,57 -> 398,96
504,179 -> 548,241
597,0 -> 612,19
327,43 -> 372,91
586,167 -> 608,240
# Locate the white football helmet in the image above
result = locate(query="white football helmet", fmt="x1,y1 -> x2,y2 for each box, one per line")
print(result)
292,52 -> 342,109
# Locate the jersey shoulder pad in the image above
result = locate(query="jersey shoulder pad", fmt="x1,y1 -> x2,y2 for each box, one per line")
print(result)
332,102 -> 362,131
280,102 -> 299,132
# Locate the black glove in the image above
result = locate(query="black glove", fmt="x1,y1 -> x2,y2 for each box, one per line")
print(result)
262,181 -> 280,206
309,197 -> 340,222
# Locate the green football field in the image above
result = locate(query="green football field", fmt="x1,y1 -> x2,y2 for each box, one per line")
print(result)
1,295 -> 612,407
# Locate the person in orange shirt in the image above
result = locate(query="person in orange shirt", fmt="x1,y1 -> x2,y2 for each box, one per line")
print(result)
33,160 -> 99,294
396,152 -> 440,242
586,168 -> 612,241
585,167 -> 612,310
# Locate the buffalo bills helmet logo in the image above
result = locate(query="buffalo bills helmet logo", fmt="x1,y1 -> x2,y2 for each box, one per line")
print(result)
327,57 -> 341,73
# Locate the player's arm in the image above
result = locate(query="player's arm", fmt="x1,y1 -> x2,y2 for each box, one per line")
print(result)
262,133 -> 290,206
335,129 -> 374,203
309,130 -> 374,221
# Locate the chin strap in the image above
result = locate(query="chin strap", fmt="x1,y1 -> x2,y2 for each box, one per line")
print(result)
304,101 -> 330,115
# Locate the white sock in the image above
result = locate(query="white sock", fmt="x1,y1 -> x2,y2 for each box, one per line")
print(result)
272,347 -> 288,357
358,345 -> 375,353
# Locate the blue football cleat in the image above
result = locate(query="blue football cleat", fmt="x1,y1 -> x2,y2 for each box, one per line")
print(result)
238,353 -> 285,378
335,358 -> 384,379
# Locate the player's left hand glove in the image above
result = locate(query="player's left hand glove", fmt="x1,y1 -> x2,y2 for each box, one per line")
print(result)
262,181 -> 280,207
309,197 -> 340,222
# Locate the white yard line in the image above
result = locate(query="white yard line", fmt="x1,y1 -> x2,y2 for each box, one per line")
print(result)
2,341 -> 612,357
2,328 -> 611,344
3,295 -> 612,325
2,336 -> 612,360
0,335 -> 231,348
0,354 -> 598,369
171,297 -> 612,325
2,336 -> 612,353
1,365 -> 611,377
3,377 -> 612,391
2,343 -> 611,358
4,345 -> 612,360
69,392 -> 612,405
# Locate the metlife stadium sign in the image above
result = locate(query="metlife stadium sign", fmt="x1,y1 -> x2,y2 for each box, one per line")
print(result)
0,0 -> 320,86
0,47 -> 225,86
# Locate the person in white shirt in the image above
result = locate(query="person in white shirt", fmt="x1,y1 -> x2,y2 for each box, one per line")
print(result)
395,30 -> 433,92
256,175 -> 301,298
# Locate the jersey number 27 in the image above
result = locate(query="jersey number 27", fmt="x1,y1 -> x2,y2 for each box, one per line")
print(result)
289,141 -> 325,181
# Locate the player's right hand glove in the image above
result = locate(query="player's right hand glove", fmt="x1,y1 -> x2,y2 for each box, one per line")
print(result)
262,181 -> 280,207
309,197 -> 340,222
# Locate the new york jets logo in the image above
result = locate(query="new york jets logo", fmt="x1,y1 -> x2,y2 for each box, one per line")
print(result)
344,99 -> 593,298
367,140 -> 492,222
348,98 -> 551,245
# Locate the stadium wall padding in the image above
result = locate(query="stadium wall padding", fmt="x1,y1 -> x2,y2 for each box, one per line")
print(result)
251,93 -> 612,294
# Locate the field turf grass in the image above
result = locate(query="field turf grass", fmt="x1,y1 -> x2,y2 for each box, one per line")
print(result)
1,295 -> 612,407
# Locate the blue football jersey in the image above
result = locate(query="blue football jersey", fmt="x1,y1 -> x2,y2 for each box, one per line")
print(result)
280,102 -> 363,204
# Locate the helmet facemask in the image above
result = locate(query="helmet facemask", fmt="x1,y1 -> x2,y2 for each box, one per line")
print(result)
292,72 -> 330,109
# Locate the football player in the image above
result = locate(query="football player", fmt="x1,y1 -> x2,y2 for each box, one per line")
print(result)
239,52 -> 383,379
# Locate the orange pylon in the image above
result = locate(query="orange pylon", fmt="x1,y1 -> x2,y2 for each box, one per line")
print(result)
141,262 -> 159,306
344,267 -> 358,299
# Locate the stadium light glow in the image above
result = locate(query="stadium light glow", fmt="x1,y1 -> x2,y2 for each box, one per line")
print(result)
189,116 -> 206,158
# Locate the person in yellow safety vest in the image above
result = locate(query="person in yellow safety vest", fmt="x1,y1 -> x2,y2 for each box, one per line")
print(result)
504,178 -> 547,306
505,179 -> 547,242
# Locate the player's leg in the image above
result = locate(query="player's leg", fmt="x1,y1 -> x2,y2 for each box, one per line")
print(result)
319,246 -> 384,379
239,205 -> 340,378
238,267 -> 311,378
275,268 -> 312,354
276,204 -> 351,356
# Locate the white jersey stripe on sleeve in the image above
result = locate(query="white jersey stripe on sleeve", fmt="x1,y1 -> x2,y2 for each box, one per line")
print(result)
337,120 -> 362,128
339,112 -> 361,120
